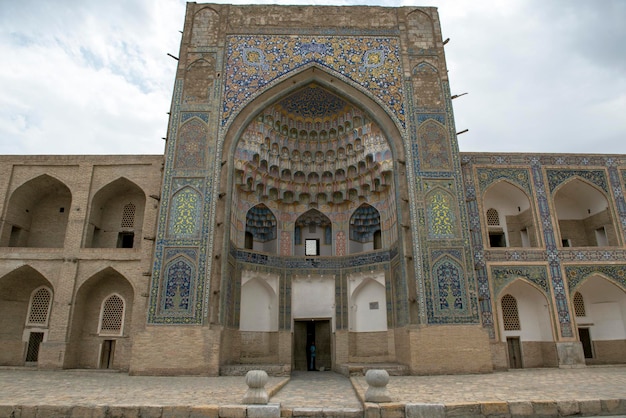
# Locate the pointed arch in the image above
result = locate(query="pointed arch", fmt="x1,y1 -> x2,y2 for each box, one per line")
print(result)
497,278 -> 555,344
483,179 -> 536,248
432,256 -> 467,314
240,271 -> 279,332
190,6 -> 219,46
553,177 -> 617,247
570,273 -> 626,363
0,265 -> 53,366
86,177 -> 146,248
245,204 -> 277,254
68,267 -> 134,370
2,174 -> 72,248
349,275 -> 387,332
349,203 -> 381,254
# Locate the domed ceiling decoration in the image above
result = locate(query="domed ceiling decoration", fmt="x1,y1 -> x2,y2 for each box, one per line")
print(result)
234,84 -> 394,208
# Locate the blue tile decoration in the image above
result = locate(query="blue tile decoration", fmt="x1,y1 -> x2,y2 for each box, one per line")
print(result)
148,79 -> 213,325
161,256 -> 195,314
564,265 -> 626,292
530,160 -> 573,338
490,265 -> 549,299
432,257 -> 468,315
426,189 -> 457,239
168,187 -> 203,239
222,35 -> 405,130
477,168 -> 532,196
546,169 -> 608,193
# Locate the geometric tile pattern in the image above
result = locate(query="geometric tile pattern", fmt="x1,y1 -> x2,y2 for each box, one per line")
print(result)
490,265 -> 549,299
530,160 -> 573,338
564,264 -> 626,293
546,169 -> 608,194
223,35 -> 405,130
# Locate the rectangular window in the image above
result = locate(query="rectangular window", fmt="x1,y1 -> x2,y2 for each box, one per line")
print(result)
562,238 -> 572,247
305,238 -> 319,256
489,231 -> 506,248
117,232 -> 134,248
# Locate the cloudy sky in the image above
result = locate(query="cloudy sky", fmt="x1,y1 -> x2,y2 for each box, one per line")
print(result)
1,0 -> 625,155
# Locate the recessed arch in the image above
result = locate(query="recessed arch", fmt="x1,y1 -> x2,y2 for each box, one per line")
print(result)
553,178 -> 616,247
68,267 -> 135,370
573,274 -> 626,363
483,179 -> 536,248
2,174 -> 72,248
0,265 -> 53,366
86,177 -> 146,248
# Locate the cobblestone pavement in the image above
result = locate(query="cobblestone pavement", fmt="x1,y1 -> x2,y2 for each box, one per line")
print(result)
1,366 -> 626,417
0,369 -> 287,407
272,371 -> 362,410
352,365 -> 626,404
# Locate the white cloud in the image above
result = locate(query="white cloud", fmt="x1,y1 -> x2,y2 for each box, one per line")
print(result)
0,0 -> 624,155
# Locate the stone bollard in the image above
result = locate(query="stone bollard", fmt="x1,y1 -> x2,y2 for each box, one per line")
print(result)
242,370 -> 269,404
364,369 -> 392,403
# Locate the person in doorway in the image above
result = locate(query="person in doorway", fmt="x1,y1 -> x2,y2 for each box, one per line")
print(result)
309,341 -> 316,371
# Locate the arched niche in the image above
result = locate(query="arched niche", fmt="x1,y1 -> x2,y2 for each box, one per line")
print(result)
85,177 -> 146,249
294,209 -> 332,256
239,271 -> 279,332
68,267 -> 134,370
554,178 -> 617,247
0,265 -> 53,366
573,274 -> 626,364
348,274 -> 387,332
497,279 -> 555,368
244,204 -> 277,254
1,174 -> 71,248
483,180 -> 536,248
349,204 -> 381,254
221,65 -> 404,261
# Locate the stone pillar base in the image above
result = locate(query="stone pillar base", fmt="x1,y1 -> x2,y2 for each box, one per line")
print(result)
556,342 -> 585,367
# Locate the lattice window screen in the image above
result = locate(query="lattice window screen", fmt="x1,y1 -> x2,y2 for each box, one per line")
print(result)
501,294 -> 521,331
486,208 -> 500,226
27,287 -> 52,326
100,295 -> 125,335
121,203 -> 136,228
573,292 -> 586,317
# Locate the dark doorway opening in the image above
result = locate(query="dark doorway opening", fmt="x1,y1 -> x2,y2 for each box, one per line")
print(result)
578,328 -> 593,359
25,332 -> 44,363
293,319 -> 331,372
100,339 -> 116,369
507,337 -> 522,369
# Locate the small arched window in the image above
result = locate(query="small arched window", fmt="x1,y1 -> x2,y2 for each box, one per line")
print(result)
573,292 -> 586,317
486,208 -> 500,226
26,286 -> 52,327
501,294 -> 520,331
99,294 -> 125,336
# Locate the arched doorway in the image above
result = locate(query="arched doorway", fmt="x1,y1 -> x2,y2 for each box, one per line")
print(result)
497,280 -> 556,368
572,275 -> 626,364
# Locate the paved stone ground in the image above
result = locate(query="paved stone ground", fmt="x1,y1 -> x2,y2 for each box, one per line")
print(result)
1,366 -> 626,417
